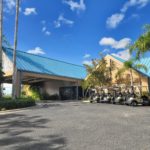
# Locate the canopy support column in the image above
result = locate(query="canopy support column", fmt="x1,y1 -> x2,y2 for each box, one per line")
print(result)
76,81 -> 79,100
16,71 -> 22,98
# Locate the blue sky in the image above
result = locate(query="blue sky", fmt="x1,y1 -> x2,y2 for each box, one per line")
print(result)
3,0 -> 150,66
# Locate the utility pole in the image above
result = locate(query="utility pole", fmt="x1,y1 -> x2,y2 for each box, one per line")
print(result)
12,0 -> 20,99
0,0 -> 3,98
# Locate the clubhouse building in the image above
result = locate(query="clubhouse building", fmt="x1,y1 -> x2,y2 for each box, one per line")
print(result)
2,47 -> 86,100
2,47 -> 150,99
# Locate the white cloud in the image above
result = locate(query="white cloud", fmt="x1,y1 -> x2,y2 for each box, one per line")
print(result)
102,49 -> 110,53
99,37 -> 131,49
121,0 -> 150,13
113,38 -> 131,49
112,49 -> 131,60
54,14 -> 74,28
82,60 -> 92,66
41,20 -> 46,25
106,0 -> 149,29
41,22 -> 51,36
19,7 -> 22,12
131,13 -> 140,18
42,27 -> 51,36
42,27 -> 46,32
63,0 -> 86,12
83,54 -> 92,65
45,31 -> 51,36
83,54 -> 91,59
24,8 -> 37,16
4,0 -> 15,13
106,13 -> 124,29
100,37 -> 116,46
27,47 -> 45,55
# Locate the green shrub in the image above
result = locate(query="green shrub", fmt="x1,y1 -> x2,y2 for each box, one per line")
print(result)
41,93 -> 59,100
1,96 -> 12,100
0,99 -> 36,111
22,85 -> 41,100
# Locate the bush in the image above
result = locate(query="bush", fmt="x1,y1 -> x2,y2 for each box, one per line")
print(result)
22,85 -> 41,100
41,93 -> 59,100
0,99 -> 36,111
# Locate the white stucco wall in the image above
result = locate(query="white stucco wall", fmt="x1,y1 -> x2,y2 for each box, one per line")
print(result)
42,79 -> 77,95
2,51 -> 13,74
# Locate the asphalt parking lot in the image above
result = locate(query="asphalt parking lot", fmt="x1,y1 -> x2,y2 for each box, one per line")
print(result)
0,101 -> 150,150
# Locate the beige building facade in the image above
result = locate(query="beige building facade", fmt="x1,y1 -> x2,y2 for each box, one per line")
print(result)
104,55 -> 150,94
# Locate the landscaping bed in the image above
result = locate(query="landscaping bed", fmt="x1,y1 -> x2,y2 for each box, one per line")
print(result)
0,99 -> 36,111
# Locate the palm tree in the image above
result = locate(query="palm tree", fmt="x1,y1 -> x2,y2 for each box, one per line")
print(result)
82,56 -> 114,98
130,24 -> 150,59
134,63 -> 147,96
116,59 -> 147,96
0,0 -> 3,98
12,0 -> 20,100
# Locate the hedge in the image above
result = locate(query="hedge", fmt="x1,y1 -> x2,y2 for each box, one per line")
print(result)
0,99 -> 36,111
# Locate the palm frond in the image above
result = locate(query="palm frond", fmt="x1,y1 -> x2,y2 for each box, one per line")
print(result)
129,24 -> 150,59
115,67 -> 127,78
134,64 -> 148,72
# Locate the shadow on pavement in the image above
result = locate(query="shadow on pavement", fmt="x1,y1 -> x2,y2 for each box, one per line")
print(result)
15,135 -> 67,150
0,113 -> 67,150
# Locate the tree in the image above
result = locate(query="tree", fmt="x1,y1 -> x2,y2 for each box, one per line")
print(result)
82,56 -> 114,98
130,24 -> 150,59
116,59 -> 147,96
0,0 -> 3,98
12,0 -> 20,100
115,73 -> 131,86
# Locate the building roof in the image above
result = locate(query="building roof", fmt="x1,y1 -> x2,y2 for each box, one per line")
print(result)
111,54 -> 150,78
3,47 -> 87,80
110,54 -> 125,63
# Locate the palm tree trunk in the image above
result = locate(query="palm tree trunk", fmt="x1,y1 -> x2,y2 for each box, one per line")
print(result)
12,0 -> 20,100
84,87 -> 90,98
109,59 -> 112,80
138,75 -> 142,97
130,69 -> 134,93
0,0 -> 3,99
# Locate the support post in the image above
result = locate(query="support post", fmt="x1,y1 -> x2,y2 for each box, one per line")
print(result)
12,0 -> 20,100
0,0 -> 3,98
76,81 -> 79,100
16,71 -> 22,98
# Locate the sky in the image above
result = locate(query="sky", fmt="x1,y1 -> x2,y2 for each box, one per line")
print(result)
3,0 -> 150,66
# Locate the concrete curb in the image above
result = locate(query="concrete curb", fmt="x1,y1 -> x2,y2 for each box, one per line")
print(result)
0,105 -> 37,115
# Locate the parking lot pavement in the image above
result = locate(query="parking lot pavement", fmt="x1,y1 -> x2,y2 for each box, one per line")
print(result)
0,101 -> 150,150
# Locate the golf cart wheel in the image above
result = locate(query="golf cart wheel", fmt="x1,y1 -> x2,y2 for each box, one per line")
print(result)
131,101 -> 138,107
90,100 -> 93,103
97,99 -> 100,103
113,101 -> 116,104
